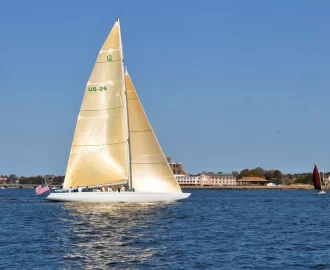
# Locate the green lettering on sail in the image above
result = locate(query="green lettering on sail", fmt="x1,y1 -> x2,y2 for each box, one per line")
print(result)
88,86 -> 108,92
107,55 -> 112,62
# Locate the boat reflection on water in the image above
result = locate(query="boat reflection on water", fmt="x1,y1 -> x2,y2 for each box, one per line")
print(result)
60,202 -> 180,269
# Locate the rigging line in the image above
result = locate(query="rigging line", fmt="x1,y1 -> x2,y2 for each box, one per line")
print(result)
82,181 -> 128,189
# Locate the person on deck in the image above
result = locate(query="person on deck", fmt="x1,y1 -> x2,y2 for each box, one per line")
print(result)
69,187 -> 72,193
78,186 -> 83,192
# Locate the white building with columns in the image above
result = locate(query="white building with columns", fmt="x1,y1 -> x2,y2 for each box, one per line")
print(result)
175,173 -> 236,186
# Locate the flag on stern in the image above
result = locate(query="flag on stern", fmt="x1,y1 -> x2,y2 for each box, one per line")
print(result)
36,184 -> 49,195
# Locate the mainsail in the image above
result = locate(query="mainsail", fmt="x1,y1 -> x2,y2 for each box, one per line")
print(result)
63,19 -> 128,188
312,165 -> 322,191
125,71 -> 181,192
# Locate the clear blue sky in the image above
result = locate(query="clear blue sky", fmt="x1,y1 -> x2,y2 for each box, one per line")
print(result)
1,0 -> 330,176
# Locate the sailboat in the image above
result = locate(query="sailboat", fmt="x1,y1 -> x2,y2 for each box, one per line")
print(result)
46,18 -> 190,203
312,165 -> 326,195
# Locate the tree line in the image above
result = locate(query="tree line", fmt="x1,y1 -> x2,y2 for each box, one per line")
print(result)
0,174 -> 65,185
231,167 -> 319,185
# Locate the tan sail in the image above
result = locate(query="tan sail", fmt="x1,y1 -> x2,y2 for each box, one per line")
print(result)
63,20 -> 128,188
125,70 -> 181,192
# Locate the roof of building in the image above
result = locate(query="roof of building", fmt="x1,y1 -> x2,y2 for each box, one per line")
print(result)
204,173 -> 235,178
175,174 -> 235,179
237,177 -> 268,182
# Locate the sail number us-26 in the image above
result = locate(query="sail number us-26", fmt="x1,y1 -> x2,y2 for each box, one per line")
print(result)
88,86 -> 108,92
88,54 -> 113,92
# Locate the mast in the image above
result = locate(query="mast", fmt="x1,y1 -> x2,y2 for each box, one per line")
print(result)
117,17 -> 133,189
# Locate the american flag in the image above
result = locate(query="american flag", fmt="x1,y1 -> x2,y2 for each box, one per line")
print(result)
35,184 -> 49,195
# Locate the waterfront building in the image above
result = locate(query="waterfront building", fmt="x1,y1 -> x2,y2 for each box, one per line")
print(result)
176,173 -> 236,186
0,177 -> 7,184
166,157 -> 187,175
236,177 -> 268,186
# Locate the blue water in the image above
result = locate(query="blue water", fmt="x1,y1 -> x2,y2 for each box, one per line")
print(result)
1,189 -> 330,269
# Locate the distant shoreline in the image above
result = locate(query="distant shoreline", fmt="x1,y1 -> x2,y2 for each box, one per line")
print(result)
0,184 -> 325,191
181,185 -> 324,190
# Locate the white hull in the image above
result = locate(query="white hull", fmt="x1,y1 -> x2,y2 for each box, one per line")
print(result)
318,190 -> 326,195
46,192 -> 191,203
